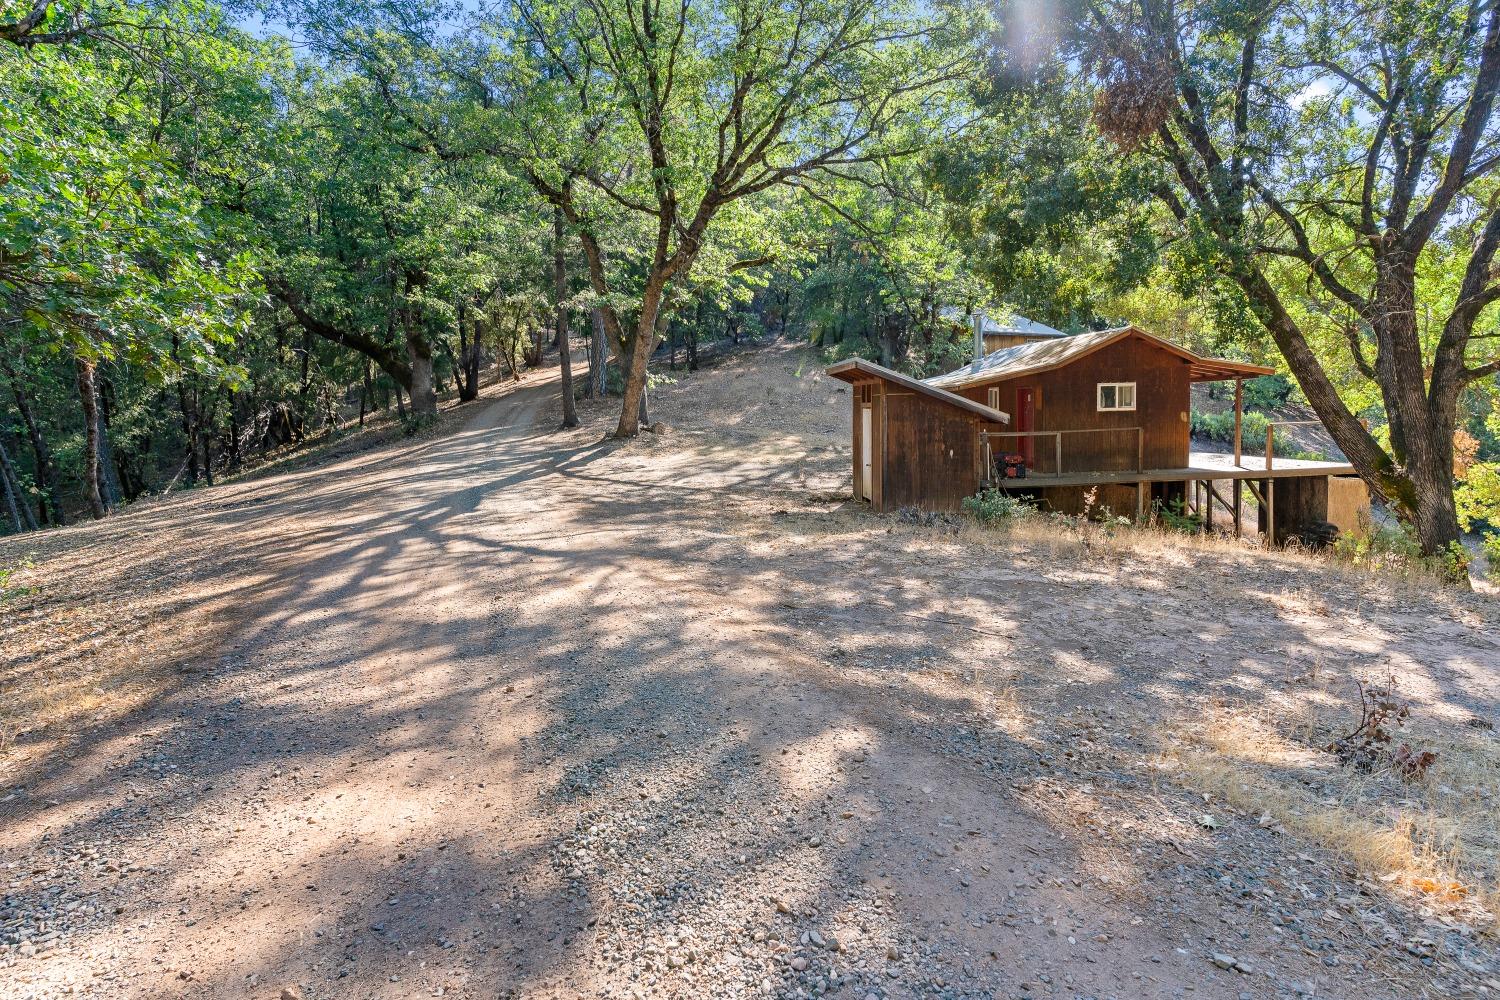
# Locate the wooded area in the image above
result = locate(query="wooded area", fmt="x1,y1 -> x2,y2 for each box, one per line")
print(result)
6,5 -> 1500,995
2,0 -> 1498,568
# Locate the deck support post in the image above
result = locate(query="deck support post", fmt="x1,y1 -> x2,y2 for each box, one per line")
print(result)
1135,481 -> 1144,522
1265,478 -> 1275,547
1204,480 -> 1214,533
1232,478 -> 1242,539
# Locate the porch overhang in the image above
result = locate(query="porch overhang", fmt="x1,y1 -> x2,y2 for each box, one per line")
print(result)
1188,358 -> 1276,382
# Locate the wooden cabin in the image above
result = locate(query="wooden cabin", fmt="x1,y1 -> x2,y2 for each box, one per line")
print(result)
828,325 -> 1369,544
938,309 -> 1069,354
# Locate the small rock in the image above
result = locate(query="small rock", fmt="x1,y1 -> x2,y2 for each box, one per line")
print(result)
1210,953 -> 1236,970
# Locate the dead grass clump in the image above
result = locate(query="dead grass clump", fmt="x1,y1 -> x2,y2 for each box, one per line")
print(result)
1325,676 -> 1437,779
953,503 -> 1478,609
1168,706 -> 1500,926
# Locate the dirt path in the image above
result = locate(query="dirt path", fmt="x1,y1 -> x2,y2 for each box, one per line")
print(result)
2,345 -> 1496,1000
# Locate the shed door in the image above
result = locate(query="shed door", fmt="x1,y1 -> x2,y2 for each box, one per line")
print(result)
860,405 -> 873,500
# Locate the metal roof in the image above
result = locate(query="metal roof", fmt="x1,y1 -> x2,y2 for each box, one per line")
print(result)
985,314 -> 1067,339
825,358 -> 1010,424
924,325 -> 1274,390
937,309 -> 1068,339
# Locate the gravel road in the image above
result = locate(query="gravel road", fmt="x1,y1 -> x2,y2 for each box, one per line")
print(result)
2,345 -> 1496,1000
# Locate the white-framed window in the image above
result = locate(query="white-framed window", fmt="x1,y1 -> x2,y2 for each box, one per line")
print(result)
987,386 -> 1001,409
1097,382 -> 1136,411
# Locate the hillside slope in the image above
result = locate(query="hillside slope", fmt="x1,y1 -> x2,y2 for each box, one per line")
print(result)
1,339 -> 1497,1000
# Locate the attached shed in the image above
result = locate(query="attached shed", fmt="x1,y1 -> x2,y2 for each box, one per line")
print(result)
826,359 -> 1009,512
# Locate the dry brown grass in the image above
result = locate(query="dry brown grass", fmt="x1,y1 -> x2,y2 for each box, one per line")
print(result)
0,386 -> 491,774
0,515 -> 248,769
960,510 -> 1463,596
1167,704 -> 1500,928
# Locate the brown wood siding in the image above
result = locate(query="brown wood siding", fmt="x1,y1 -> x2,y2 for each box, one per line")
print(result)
851,387 -> 861,498
873,384 -> 886,511
983,333 -> 1055,352
878,390 -> 981,512
957,334 -> 1191,474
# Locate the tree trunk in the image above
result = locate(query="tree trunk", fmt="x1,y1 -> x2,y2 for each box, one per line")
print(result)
227,390 -> 243,469
5,368 -> 63,525
457,301 -> 480,403
1232,259 -> 1461,557
689,297 -> 704,371
409,351 -> 435,416
360,361 -> 373,427
614,312 -> 656,437
1372,255 -> 1462,556
177,383 -> 200,485
589,309 -> 607,398
271,276 -> 416,397
526,304 -> 544,368
172,333 -> 200,485
76,358 -> 106,520
0,434 -> 34,532
96,373 -> 122,505
1409,450 -> 1462,559
200,394 -> 217,487
404,309 -> 438,417
555,209 -> 578,429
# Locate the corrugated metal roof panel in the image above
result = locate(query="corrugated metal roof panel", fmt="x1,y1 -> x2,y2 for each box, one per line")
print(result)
936,309 -> 1068,339
925,328 -> 1129,389
924,326 -> 1274,388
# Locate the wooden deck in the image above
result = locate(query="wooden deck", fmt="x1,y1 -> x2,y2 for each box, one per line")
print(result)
987,451 -> 1355,489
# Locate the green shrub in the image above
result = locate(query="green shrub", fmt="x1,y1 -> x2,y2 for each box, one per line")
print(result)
1457,461 -> 1500,568
1243,373 -> 1296,409
400,412 -> 439,436
1152,497 -> 1201,534
962,487 -> 1033,524
1190,410 -> 1327,460
0,558 -> 36,603
1330,519 -> 1470,582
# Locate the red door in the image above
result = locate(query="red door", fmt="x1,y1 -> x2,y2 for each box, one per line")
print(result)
1015,386 -> 1036,468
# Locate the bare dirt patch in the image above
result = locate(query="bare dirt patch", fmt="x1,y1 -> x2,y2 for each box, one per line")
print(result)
1,337 -> 1497,1000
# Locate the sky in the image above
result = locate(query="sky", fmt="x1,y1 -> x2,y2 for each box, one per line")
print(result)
233,10 -> 298,41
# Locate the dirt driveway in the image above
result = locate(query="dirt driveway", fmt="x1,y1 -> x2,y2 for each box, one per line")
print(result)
2,344 -> 1496,999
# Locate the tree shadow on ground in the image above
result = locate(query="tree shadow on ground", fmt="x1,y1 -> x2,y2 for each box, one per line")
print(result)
1,365 -> 1494,998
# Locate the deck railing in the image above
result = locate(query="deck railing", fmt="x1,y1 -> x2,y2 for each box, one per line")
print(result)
1264,419 -> 1322,471
980,427 -> 1144,480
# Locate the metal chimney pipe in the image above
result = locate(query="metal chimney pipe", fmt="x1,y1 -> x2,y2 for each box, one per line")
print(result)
972,312 -> 984,362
